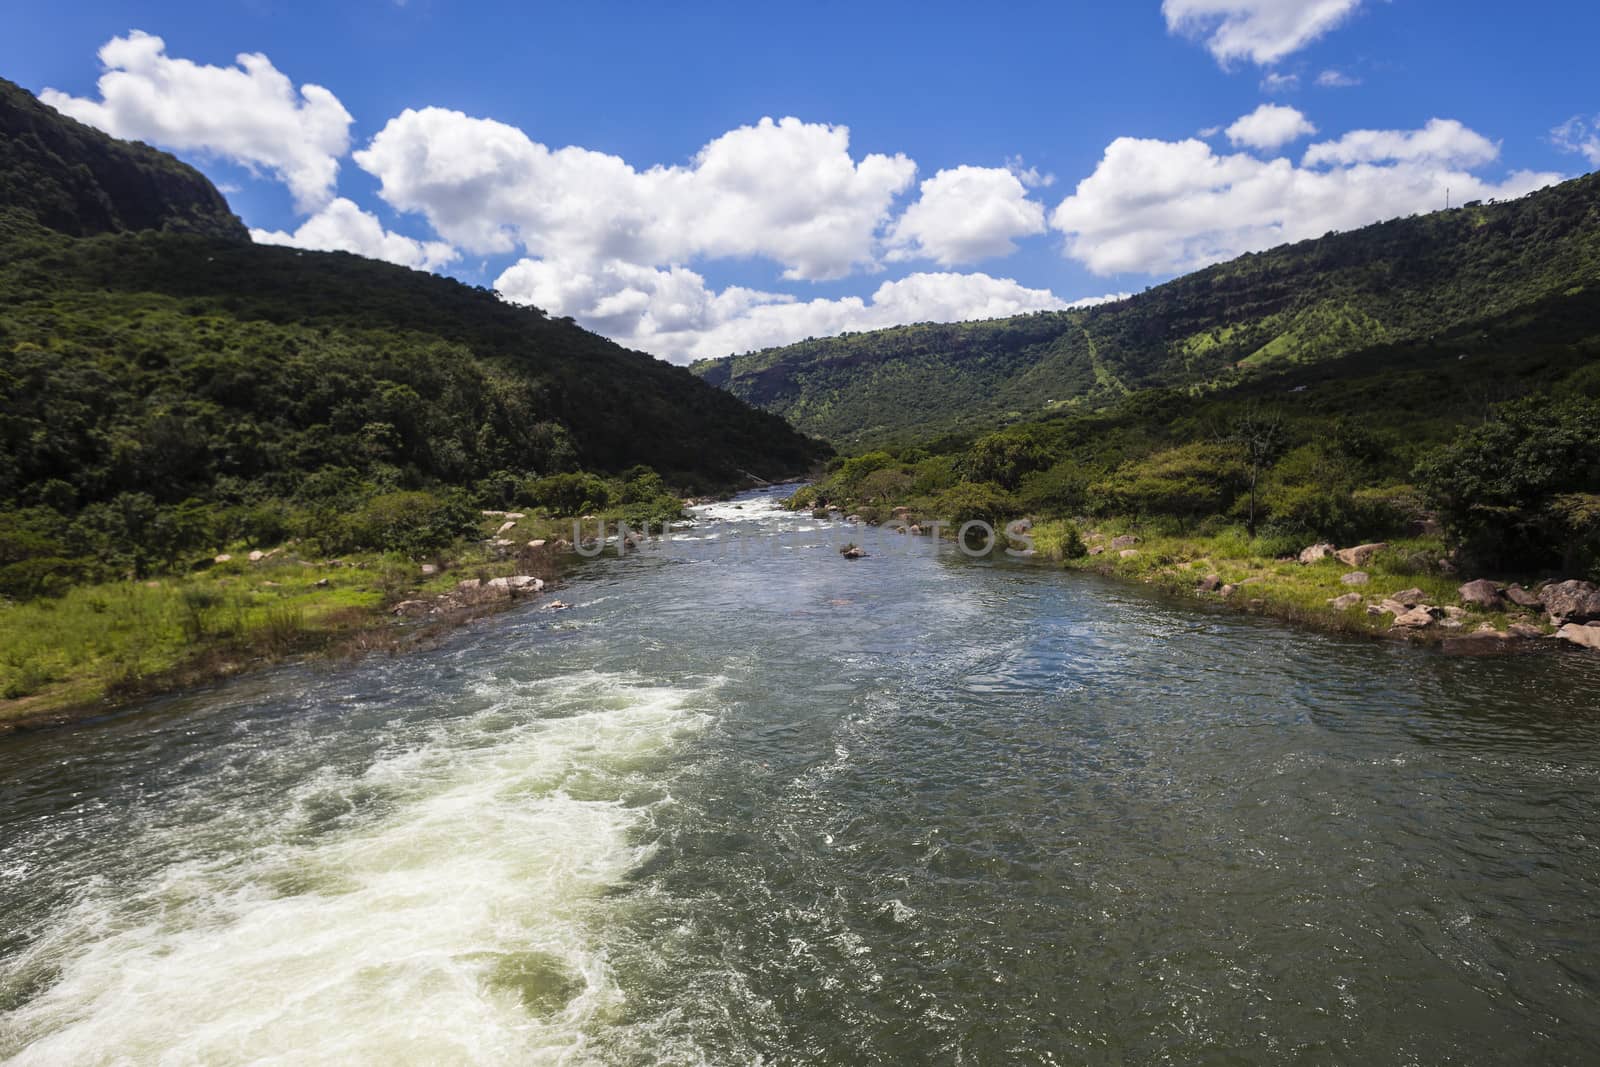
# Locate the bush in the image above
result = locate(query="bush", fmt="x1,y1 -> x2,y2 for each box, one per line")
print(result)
1092,442 -> 1244,525
347,490 -> 478,557
1416,395 -> 1600,568
619,466 -> 668,505
958,432 -> 1050,490
909,456 -> 960,498
1033,520 -> 1088,561
526,473 -> 612,516
931,481 -> 1018,526
1017,462 -> 1089,517
856,467 -> 913,505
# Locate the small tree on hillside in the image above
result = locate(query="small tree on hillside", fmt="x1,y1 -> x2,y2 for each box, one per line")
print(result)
1223,407 -> 1287,537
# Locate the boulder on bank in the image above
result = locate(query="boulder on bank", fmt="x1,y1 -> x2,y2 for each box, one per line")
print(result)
1341,571 -> 1370,586
1197,574 -> 1222,593
1336,543 -> 1389,568
1557,623 -> 1600,651
1392,607 -> 1435,629
488,575 -> 544,595
1299,543 -> 1336,564
392,600 -> 432,618
1443,631 -> 1520,656
1328,593 -> 1364,611
1119,549 -> 1140,559
1504,584 -> 1541,608
1458,579 -> 1502,609
1539,580 -> 1600,624
1389,588 -> 1427,608
1110,535 -> 1140,550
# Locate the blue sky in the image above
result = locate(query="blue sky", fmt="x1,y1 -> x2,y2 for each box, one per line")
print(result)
4,1 -> 1598,362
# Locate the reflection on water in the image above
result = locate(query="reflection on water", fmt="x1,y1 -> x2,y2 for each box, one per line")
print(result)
2,488 -> 1598,1064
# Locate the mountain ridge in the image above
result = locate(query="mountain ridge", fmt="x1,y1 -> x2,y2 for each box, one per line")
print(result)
692,171 -> 1600,448
0,76 -> 248,241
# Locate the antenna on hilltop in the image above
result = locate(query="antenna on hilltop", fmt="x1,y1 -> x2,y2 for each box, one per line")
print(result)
1446,187 -> 1451,210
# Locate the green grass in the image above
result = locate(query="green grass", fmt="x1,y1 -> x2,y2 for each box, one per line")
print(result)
0,528 -> 577,727
1029,520 -> 1550,641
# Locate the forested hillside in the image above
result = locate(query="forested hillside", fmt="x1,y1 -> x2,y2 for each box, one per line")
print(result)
0,77 -> 247,240
0,83 -> 824,598
694,171 -> 1600,447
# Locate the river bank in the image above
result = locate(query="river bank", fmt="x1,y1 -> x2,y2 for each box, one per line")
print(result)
819,506 -> 1598,657
0,512 -> 583,734
1032,520 -> 1580,651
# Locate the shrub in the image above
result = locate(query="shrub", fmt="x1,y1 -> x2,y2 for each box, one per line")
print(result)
856,468 -> 913,506
526,473 -> 612,516
1033,520 -> 1088,561
931,481 -> 1018,526
957,432 -> 1050,490
1093,442 -> 1244,525
1017,462 -> 1089,517
1416,396 -> 1600,568
348,490 -> 479,557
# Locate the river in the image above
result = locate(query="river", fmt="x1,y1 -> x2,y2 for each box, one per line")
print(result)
2,489 -> 1598,1064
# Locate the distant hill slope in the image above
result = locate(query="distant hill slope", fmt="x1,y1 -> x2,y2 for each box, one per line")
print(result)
693,172 -> 1600,447
0,77 -> 248,241
0,80 -> 823,518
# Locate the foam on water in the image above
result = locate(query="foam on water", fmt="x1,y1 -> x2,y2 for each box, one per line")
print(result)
0,671 -> 714,1065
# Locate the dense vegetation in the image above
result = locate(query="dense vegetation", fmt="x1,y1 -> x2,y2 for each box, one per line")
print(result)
1,77 -> 246,240
789,295 -> 1600,578
0,84 -> 825,603
694,172 -> 1600,449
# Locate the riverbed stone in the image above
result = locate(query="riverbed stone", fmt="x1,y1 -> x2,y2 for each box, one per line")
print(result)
1557,623 -> 1600,651
1502,584 -> 1540,608
1299,543 -> 1337,564
392,600 -> 431,617
1458,579 -> 1502,609
1392,607 -> 1435,629
1336,543 -> 1389,568
1539,580 -> 1600,624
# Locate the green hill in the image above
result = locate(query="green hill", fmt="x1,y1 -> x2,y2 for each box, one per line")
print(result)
693,172 -> 1600,449
1,77 -> 247,240
0,82 -> 824,597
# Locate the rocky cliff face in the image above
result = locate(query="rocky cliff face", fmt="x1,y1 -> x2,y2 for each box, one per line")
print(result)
0,77 -> 248,241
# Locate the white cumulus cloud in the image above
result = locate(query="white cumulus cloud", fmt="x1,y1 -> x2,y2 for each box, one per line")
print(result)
1552,116 -> 1600,167
1050,124 -> 1561,276
1226,104 -> 1318,150
41,30 -> 353,211
1164,0 -> 1364,66
495,259 -> 1072,363
1302,118 -> 1499,168
251,198 -> 458,271
886,166 -> 1047,265
354,108 -> 916,282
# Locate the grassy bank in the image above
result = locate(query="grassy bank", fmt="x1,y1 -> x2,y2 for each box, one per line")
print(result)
1030,520 -> 1550,643
0,512 -> 582,732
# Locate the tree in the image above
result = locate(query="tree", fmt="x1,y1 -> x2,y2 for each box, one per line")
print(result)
1223,407 -> 1287,536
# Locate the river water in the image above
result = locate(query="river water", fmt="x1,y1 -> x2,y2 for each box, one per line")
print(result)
2,489 -> 1598,1065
